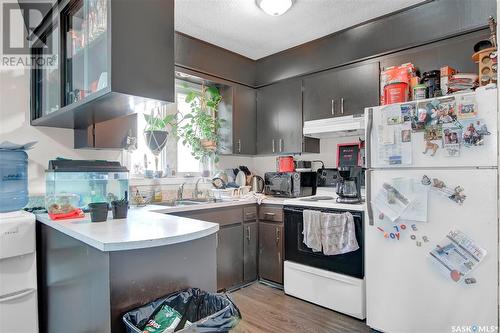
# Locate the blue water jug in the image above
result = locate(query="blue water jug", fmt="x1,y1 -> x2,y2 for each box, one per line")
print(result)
0,150 -> 28,212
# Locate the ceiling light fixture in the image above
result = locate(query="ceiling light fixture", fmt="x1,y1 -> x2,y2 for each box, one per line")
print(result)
256,0 -> 293,16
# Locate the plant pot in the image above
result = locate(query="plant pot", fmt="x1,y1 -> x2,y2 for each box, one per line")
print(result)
88,202 -> 109,222
201,139 -> 217,152
111,201 -> 128,219
144,130 -> 168,155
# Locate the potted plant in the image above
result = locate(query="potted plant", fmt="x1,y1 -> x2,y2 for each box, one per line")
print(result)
177,84 -> 224,176
143,110 -> 176,174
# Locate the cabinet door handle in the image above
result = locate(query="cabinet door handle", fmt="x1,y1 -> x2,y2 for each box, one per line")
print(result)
237,139 -> 241,153
275,227 -> 280,245
279,138 -> 283,152
278,252 -> 281,265
331,99 -> 335,115
245,212 -> 256,220
341,97 -> 344,115
216,232 -> 219,248
246,226 -> 251,241
272,139 -> 275,153
264,212 -> 275,219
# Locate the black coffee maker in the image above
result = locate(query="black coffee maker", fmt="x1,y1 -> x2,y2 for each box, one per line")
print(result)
336,166 -> 362,204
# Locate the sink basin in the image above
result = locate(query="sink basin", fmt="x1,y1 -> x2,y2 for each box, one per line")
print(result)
158,199 -> 214,207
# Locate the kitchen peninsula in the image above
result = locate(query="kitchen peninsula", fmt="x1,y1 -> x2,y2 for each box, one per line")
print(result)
36,207 -> 219,333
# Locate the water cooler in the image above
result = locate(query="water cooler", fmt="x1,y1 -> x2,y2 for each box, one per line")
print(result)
0,210 -> 38,332
0,146 -> 38,331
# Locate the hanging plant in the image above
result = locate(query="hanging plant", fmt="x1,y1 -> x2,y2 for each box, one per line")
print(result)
177,84 -> 224,163
143,109 -> 176,172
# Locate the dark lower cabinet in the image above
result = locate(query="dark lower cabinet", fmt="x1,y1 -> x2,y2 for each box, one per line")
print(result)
172,204 -> 285,288
217,224 -> 244,291
243,221 -> 258,282
258,221 -> 284,284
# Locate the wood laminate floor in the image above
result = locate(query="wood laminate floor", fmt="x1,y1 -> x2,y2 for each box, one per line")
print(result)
229,282 -> 371,333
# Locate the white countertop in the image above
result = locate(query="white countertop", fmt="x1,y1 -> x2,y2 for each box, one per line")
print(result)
36,207 -> 219,252
283,198 -> 365,211
282,189 -> 366,211
36,196 -> 285,252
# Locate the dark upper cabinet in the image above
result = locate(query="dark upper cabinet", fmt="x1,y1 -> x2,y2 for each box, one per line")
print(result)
257,79 -> 319,155
256,84 -> 279,155
233,86 -> 257,155
31,0 -> 175,129
303,62 -> 380,121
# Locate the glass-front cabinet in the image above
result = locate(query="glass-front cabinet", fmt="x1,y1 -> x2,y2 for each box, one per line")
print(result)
32,22 -> 61,118
63,0 -> 109,105
30,0 -> 175,130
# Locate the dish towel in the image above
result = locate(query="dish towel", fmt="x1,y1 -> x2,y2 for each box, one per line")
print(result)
302,210 -> 322,252
320,212 -> 359,255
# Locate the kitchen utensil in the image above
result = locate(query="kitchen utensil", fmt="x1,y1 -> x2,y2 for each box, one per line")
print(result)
251,175 -> 265,193
276,156 -> 295,172
240,185 -> 251,196
214,171 -> 229,184
235,171 -> 246,187
211,177 -> 226,189
225,168 -> 236,183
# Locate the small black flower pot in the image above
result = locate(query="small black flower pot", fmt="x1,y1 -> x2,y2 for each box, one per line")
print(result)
111,200 -> 128,219
88,202 -> 109,222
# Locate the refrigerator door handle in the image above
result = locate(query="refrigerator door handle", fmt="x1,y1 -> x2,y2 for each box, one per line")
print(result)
365,107 -> 373,169
366,169 -> 374,226
0,288 -> 35,303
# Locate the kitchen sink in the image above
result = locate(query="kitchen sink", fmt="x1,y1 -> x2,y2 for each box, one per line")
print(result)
158,198 -> 214,207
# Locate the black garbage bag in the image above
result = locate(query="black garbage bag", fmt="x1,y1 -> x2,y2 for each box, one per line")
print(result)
123,288 -> 241,333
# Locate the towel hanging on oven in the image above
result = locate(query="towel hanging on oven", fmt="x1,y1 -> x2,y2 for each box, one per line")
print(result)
302,210 -> 322,252
320,212 -> 359,256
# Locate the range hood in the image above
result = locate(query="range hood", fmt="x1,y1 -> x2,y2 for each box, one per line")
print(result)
303,115 -> 365,139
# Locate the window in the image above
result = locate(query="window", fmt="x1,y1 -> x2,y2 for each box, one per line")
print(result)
129,80 -> 202,176
176,92 -> 200,173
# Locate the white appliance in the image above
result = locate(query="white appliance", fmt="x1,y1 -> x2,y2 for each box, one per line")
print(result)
283,189 -> 366,319
364,87 -> 498,332
0,211 -> 38,333
303,114 -> 365,139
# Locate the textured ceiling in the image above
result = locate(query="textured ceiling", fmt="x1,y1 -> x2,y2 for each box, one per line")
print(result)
175,0 -> 428,60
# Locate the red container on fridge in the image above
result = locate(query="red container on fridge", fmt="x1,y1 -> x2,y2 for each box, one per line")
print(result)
277,156 -> 295,172
384,82 -> 408,104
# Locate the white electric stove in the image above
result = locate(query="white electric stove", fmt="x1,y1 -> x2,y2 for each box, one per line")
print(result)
282,188 -> 366,319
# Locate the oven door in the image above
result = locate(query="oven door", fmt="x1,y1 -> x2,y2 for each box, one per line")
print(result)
284,206 -> 364,279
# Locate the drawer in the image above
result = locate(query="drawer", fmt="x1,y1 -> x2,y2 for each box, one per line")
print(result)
177,206 -> 243,227
243,206 -> 257,221
258,206 -> 283,222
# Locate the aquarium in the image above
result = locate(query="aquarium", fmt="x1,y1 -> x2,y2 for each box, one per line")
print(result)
45,160 -> 128,211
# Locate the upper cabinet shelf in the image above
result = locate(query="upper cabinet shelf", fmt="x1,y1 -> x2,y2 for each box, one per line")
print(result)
30,0 -> 175,129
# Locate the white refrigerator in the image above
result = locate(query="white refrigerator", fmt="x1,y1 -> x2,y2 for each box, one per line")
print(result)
365,87 -> 498,333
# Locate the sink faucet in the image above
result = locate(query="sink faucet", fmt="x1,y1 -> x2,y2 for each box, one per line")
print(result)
177,182 -> 186,201
194,177 -> 204,199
